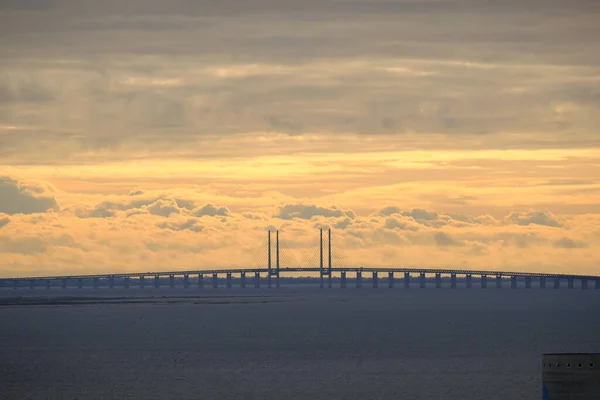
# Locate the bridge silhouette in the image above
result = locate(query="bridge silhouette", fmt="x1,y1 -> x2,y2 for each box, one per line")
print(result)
2,228 -> 600,290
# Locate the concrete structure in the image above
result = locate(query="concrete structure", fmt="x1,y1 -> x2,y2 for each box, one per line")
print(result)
542,353 -> 600,399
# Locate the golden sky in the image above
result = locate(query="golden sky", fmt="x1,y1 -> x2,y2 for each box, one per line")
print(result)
1,1 -> 599,277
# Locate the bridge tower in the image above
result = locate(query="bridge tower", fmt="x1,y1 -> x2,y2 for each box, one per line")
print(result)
319,229 -> 332,288
267,230 -> 280,288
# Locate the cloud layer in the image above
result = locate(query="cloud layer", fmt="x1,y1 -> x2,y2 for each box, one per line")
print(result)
1,2 -> 599,277
1,173 -> 599,278
1,0 -> 599,163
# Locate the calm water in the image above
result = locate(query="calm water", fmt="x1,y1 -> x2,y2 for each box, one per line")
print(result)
1,288 -> 599,399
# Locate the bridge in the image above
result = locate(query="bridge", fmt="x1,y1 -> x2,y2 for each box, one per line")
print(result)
2,229 -> 600,290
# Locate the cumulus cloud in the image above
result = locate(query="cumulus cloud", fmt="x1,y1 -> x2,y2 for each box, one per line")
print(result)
157,219 -> 203,233
433,232 -> 461,247
383,217 -> 419,231
275,204 -> 355,220
334,217 -> 352,229
242,212 -> 265,220
147,199 -> 181,217
380,206 -> 401,216
504,211 -> 562,228
378,207 -> 567,231
80,195 -> 231,220
76,207 -> 116,219
0,177 -> 59,215
0,217 -> 9,228
378,207 -> 488,229
554,237 -> 588,249
193,204 -> 229,217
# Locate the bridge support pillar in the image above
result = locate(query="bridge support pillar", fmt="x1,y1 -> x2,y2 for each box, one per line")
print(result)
140,276 -> 145,289
319,270 -> 331,289
525,276 -> 531,289
435,273 -> 441,289
154,275 -> 160,288
46,279 -> 51,290
226,273 -> 232,289
596,279 -> 600,289
568,278 -> 573,289
540,277 -> 546,289
212,273 -> 218,289
93,277 -> 99,289
496,274 -> 502,289
388,272 -> 394,288
62,278 -> 67,289
183,274 -> 189,289
254,272 -> 260,288
554,277 -> 560,289
356,271 -> 362,288
404,272 -> 410,289
466,274 -> 472,288
169,275 -> 175,289
372,272 -> 378,288
29,280 -> 35,290
109,276 -> 114,289
12,279 -> 18,289
511,276 -> 517,289
481,275 -> 487,289
124,277 -> 130,289
241,272 -> 246,288
341,271 -> 346,288
198,274 -> 204,289
581,279 -> 587,290
451,274 -> 457,289
420,273 -> 426,289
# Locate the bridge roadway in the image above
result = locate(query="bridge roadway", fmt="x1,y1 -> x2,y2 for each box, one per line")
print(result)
2,267 -> 600,290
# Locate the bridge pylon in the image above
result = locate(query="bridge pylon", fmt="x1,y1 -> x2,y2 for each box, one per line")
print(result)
267,230 -> 280,288
319,228 -> 332,288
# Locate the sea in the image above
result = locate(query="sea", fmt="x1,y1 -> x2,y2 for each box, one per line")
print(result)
1,287 -> 599,399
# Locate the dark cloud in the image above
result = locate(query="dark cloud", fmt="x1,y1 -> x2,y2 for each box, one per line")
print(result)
538,180 -> 595,186
383,217 -> 419,231
82,195 -> 232,219
379,206 -> 401,216
275,204 -> 355,220
147,199 -> 181,217
504,211 -> 562,228
334,217 -> 352,229
401,209 -> 439,221
0,236 -> 47,254
554,237 -> 588,249
0,177 -> 59,214
174,199 -> 196,210
0,79 -> 54,104
157,219 -> 203,233
76,206 -> 116,219
0,217 -> 9,228
194,204 -> 229,217
242,212 -> 264,220
434,231 -> 461,247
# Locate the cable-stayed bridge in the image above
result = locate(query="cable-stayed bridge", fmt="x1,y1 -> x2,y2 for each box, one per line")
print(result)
2,229 -> 599,290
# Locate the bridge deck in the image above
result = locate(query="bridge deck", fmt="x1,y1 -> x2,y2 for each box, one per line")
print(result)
2,267 -> 599,281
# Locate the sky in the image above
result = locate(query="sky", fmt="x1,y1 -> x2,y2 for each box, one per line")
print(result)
1,0 -> 600,278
